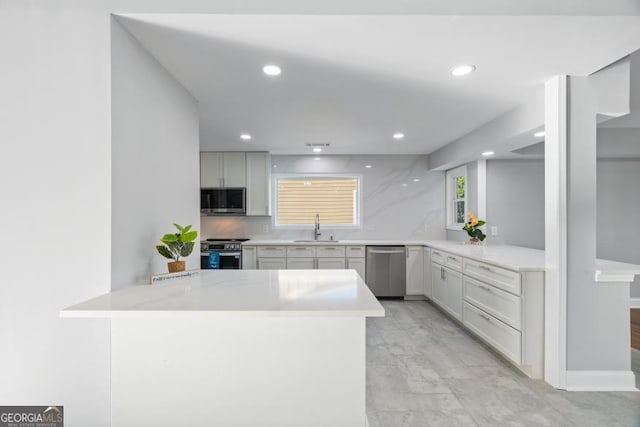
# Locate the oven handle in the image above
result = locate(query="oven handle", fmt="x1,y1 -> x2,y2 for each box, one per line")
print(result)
218,252 -> 242,257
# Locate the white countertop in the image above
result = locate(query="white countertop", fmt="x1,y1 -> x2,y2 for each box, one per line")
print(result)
60,269 -> 385,319
243,239 -> 640,280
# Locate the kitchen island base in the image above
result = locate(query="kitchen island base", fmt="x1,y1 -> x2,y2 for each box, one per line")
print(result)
111,316 -> 367,427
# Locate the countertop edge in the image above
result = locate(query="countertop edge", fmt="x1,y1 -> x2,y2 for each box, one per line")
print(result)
60,308 -> 386,319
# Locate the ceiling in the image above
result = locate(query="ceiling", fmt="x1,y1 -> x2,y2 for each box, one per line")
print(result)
117,14 -> 640,155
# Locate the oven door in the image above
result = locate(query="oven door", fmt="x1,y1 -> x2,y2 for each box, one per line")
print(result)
201,251 -> 242,269
218,252 -> 242,269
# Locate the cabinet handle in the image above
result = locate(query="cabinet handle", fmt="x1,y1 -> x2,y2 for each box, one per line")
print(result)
480,313 -> 492,322
479,265 -> 492,271
295,248 -> 306,250
433,251 -> 441,256
324,248 -> 336,250
480,285 -> 493,292
265,248 -> 276,250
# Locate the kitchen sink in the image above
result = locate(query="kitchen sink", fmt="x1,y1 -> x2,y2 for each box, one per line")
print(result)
293,240 -> 340,243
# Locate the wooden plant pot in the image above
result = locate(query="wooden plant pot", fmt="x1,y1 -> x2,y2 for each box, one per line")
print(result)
168,261 -> 186,273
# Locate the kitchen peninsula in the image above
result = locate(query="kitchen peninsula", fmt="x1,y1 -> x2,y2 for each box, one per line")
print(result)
61,269 -> 384,427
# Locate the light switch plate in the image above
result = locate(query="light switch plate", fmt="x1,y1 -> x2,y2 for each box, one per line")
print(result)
491,226 -> 498,236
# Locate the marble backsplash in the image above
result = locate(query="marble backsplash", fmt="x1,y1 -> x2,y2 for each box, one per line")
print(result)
201,154 -> 446,241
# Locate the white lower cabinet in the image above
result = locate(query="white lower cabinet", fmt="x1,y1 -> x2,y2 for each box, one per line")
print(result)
463,302 -> 522,364
422,248 -> 431,298
257,258 -> 287,270
242,246 -> 257,269
405,246 -> 424,296
286,258 -> 315,269
431,262 -> 462,321
317,258 -> 346,269
347,258 -> 366,280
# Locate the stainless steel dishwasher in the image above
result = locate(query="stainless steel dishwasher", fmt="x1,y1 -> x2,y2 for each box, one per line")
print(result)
365,246 -> 406,297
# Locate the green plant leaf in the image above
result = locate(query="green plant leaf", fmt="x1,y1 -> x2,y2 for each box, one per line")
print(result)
179,242 -> 194,257
156,245 -> 174,259
181,230 -> 198,243
161,233 -> 178,243
182,225 -> 192,234
173,223 -> 184,231
476,220 -> 486,226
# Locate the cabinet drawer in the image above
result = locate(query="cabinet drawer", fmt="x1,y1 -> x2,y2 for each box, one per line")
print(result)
431,248 -> 446,265
463,259 -> 521,296
257,246 -> 287,258
346,246 -> 366,258
445,253 -> 463,272
316,246 -> 346,258
464,276 -> 522,330
286,246 -> 316,258
463,302 -> 522,365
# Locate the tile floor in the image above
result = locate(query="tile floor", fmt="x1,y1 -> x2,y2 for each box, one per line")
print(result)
366,300 -> 640,427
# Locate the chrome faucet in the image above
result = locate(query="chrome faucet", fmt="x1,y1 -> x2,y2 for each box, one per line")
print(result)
314,213 -> 322,241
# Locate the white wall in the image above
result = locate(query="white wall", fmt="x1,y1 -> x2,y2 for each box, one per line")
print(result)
111,18 -> 200,289
486,159 -> 545,249
201,155 -> 446,241
597,159 -> 640,297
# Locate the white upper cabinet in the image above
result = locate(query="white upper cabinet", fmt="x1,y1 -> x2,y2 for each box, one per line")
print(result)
222,152 -> 246,188
246,152 -> 271,216
200,152 -> 246,188
200,152 -> 223,188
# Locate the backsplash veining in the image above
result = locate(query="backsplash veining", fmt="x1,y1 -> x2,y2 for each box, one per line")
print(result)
201,155 -> 446,241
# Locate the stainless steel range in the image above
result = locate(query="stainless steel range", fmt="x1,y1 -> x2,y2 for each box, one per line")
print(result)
200,238 -> 250,269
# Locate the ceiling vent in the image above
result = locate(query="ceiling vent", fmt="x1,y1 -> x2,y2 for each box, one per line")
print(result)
305,143 -> 331,148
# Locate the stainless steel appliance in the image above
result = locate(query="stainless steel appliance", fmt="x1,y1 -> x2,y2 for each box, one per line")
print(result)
200,188 -> 246,215
365,246 -> 407,297
200,238 -> 249,269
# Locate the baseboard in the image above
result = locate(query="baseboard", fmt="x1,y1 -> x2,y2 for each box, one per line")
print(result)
404,295 -> 427,301
565,370 -> 637,391
631,298 -> 640,309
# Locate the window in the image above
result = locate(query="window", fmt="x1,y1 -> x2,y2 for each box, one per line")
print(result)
274,175 -> 361,227
446,165 -> 467,229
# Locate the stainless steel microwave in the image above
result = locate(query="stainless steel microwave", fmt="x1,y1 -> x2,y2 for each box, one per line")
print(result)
200,188 -> 246,215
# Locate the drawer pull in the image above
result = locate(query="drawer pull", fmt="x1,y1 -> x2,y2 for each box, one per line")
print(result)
480,285 -> 493,292
478,265 -> 492,271
433,251 -> 441,256
324,248 -> 336,250
480,313 -> 492,322
295,248 -> 306,250
449,256 -> 458,261
265,248 -> 276,250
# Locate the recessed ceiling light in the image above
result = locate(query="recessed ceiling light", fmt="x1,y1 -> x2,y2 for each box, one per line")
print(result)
482,151 -> 495,156
240,133 -> 252,141
273,165 -> 277,168
402,183 -> 408,187
393,132 -> 405,140
312,147 -> 322,153
534,131 -> 546,138
262,65 -> 281,76
413,178 -> 420,182
450,64 -> 476,77
314,157 -> 321,161
365,165 -> 372,169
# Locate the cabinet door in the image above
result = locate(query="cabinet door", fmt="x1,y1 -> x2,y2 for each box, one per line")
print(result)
405,246 -> 424,295
200,152 -> 223,188
317,258 -> 346,270
346,258 -> 366,280
242,246 -> 257,270
444,267 -> 463,321
246,152 -> 271,216
431,262 -> 446,308
222,152 -> 246,187
422,248 -> 432,298
257,258 -> 287,270
286,258 -> 315,270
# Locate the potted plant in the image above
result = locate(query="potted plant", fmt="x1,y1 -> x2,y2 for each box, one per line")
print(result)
462,213 -> 486,245
155,223 -> 198,272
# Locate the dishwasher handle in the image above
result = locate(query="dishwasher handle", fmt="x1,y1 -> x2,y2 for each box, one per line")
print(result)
367,249 -> 406,254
